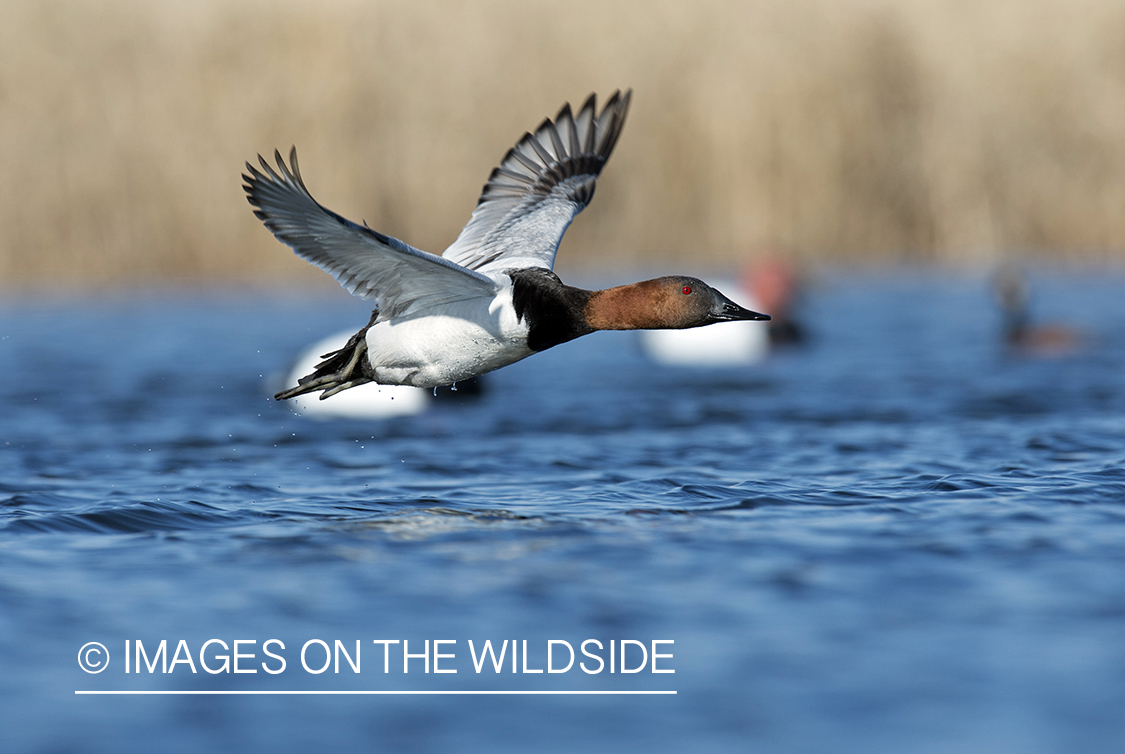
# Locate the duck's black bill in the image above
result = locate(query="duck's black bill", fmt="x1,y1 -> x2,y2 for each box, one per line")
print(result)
713,301 -> 771,322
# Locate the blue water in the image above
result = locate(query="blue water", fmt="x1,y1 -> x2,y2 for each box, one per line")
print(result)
2,271 -> 1124,753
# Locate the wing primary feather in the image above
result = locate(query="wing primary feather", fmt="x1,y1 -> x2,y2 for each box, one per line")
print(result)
576,93 -> 597,154
599,90 -> 631,159
544,118 -> 568,161
525,132 -> 556,166
559,104 -> 580,159
507,143 -> 544,174
492,165 -> 535,185
287,146 -> 302,181
257,154 -> 281,182
274,148 -> 300,186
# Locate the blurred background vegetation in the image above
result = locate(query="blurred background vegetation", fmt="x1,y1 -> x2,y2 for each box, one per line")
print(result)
3,0 -> 1125,291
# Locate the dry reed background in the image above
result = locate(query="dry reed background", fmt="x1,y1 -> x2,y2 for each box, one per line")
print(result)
3,0 -> 1125,290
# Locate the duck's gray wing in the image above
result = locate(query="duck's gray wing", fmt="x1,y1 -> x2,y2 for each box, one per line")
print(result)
244,148 -> 497,318
441,90 -> 632,275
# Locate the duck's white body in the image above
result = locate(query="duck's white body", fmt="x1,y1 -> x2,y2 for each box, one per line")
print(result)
365,280 -> 532,387
245,91 -> 770,401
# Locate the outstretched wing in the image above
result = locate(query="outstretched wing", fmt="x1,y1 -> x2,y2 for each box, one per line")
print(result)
243,148 -> 497,318
441,90 -> 632,275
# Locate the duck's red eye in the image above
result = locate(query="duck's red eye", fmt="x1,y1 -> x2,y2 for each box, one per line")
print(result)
682,286 -> 692,295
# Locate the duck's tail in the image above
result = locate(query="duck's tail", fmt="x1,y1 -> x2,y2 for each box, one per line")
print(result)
275,313 -> 377,401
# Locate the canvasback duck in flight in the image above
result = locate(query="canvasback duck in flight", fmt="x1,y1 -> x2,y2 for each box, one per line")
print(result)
244,90 -> 770,400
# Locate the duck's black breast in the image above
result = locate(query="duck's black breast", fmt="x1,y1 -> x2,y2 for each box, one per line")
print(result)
508,268 -> 593,351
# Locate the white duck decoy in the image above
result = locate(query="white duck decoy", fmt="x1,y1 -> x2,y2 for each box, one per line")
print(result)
244,90 -> 770,400
282,330 -> 431,419
638,280 -> 770,365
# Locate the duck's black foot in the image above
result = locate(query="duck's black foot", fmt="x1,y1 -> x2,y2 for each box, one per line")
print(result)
275,315 -> 377,401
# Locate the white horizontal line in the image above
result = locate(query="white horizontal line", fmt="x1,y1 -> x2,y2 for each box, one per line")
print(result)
75,690 -> 676,695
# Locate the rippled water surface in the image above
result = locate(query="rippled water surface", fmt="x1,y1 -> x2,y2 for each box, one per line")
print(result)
3,272 -> 1125,753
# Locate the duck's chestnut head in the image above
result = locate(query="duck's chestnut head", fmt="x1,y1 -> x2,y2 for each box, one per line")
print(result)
584,275 -> 771,331
649,276 -> 771,329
